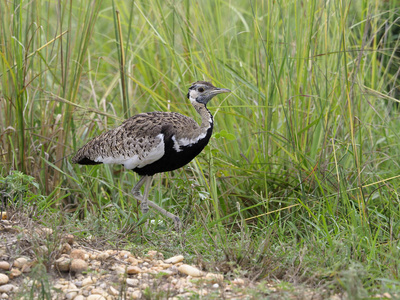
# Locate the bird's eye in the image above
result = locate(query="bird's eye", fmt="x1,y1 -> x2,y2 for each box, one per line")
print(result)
198,87 -> 204,92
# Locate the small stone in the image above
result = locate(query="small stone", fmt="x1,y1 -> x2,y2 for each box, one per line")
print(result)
61,243 -> 72,254
164,255 -> 184,264
146,250 -> 160,259
0,284 -> 16,293
0,212 -> 6,220
1,293 -> 8,299
70,249 -> 86,260
65,291 -> 78,299
65,282 -> 77,290
97,252 -> 109,261
118,250 -> 131,259
54,257 -> 71,272
21,264 -> 31,273
76,273 -> 84,281
87,295 -> 106,300
106,250 -> 116,255
212,283 -> 219,289
13,257 -> 28,268
177,264 -> 203,277
168,265 -> 179,274
158,270 -> 174,277
233,278 -> 245,285
91,288 -> 105,295
131,290 -> 142,299
113,266 -> 126,275
63,234 -> 75,245
38,245 -> 48,255
126,278 -> 139,287
205,273 -> 224,282
9,268 -> 22,279
74,296 -> 85,300
126,257 -> 138,265
108,286 -> 119,296
70,259 -> 88,273
0,261 -> 10,271
127,266 -> 141,274
99,283 -> 107,290
82,277 -> 96,286
159,263 -> 171,269
0,274 -> 9,285
41,227 -> 53,235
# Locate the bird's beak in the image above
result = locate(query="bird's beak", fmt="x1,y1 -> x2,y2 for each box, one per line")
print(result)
209,87 -> 231,96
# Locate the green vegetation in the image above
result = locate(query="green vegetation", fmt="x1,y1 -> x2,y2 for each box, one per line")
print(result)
1,0 -> 399,297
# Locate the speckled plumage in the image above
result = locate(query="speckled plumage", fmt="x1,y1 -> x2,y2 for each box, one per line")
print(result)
72,81 -> 231,229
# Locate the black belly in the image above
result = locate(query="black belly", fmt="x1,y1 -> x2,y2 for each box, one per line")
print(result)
133,129 -> 212,176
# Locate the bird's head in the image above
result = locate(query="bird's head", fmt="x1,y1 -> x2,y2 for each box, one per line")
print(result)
187,81 -> 231,105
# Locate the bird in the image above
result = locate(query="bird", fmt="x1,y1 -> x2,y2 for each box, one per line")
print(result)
71,81 -> 231,230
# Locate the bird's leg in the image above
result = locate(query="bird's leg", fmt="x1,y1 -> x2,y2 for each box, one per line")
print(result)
131,175 -> 181,230
146,200 -> 182,231
131,176 -> 150,215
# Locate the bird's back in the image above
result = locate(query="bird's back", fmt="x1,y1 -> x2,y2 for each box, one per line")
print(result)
72,111 -> 208,175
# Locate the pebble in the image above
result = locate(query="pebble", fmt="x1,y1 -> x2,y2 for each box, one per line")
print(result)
13,257 -> 28,268
205,272 -> 224,282
82,277 -> 96,286
131,290 -> 142,299
70,249 -> 86,260
0,274 -> 9,285
63,234 -> 75,245
108,286 -> 119,296
178,264 -> 203,277
87,295 -> 106,300
9,268 -> 21,279
91,288 -> 105,295
74,296 -> 85,300
21,264 -> 31,273
233,278 -> 245,285
164,255 -> 184,264
61,243 -> 72,254
212,283 -> 219,289
70,259 -> 88,273
97,252 -> 109,261
126,278 -> 139,287
0,284 -> 16,293
126,266 -> 141,274
55,257 -> 71,272
0,261 -> 10,271
1,293 -> 8,299
113,266 -> 126,275
65,291 -> 78,299
118,250 -> 131,259
126,257 -> 138,265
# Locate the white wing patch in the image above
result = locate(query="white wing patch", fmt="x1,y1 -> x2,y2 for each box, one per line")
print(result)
172,132 -> 207,152
95,134 -> 165,169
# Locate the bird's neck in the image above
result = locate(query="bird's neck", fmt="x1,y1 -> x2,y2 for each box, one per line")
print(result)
191,99 -> 213,131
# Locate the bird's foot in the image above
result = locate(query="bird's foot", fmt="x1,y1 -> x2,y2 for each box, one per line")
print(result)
173,216 -> 182,231
140,202 -> 149,215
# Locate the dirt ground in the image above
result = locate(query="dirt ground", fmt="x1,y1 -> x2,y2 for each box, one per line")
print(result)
0,211 -> 348,299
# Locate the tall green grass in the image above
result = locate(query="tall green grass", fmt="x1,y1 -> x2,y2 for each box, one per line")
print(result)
1,0 -> 399,296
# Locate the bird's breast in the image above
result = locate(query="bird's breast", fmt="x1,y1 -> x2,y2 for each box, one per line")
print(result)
133,126 -> 213,176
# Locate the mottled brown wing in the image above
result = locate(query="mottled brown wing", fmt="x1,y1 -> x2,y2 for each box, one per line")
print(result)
71,112 -> 200,169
